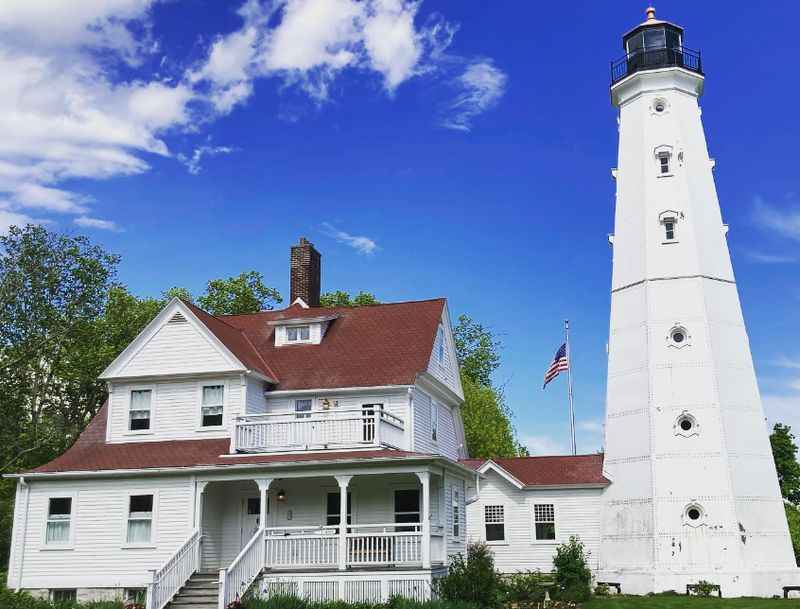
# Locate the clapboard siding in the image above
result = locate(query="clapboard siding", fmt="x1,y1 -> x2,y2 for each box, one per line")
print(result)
17,476 -> 193,589
119,318 -> 238,377
107,376 -> 243,443
425,307 -> 462,399
445,475 -> 466,560
411,389 -> 459,460
466,471 -> 602,573
246,376 -> 268,414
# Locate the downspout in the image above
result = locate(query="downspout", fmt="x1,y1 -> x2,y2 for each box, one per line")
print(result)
16,476 -> 30,591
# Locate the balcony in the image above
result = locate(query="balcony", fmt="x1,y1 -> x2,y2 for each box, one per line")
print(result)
611,46 -> 702,85
232,408 -> 405,453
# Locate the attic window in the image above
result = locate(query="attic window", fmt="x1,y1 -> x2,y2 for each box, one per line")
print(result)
286,325 -> 310,343
168,312 -> 188,324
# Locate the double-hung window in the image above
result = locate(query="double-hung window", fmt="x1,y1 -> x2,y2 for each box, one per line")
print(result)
201,384 -> 224,427
295,399 -> 312,419
394,489 -> 420,532
45,497 -> 72,545
534,504 -> 556,540
129,389 -> 152,431
452,490 -> 460,538
127,495 -> 154,544
286,325 -> 310,342
485,505 -> 505,542
326,492 -> 352,533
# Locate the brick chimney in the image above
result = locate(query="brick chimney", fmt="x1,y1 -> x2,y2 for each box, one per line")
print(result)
290,237 -> 321,307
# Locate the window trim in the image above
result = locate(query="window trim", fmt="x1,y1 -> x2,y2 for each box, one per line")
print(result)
197,380 -> 226,430
532,502 -> 557,544
484,504 -> 506,545
125,385 -> 155,436
122,490 -> 158,548
42,493 -> 76,549
658,210 -> 681,244
452,489 -> 460,538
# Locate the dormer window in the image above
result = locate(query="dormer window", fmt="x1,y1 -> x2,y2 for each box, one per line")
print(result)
286,325 -> 310,342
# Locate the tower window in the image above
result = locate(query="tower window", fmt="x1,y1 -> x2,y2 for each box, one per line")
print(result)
664,220 -> 675,240
667,325 -> 691,349
658,152 -> 671,174
675,411 -> 699,437
658,210 -> 681,244
683,502 -> 706,527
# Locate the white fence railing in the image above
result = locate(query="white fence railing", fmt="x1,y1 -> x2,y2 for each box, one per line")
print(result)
346,524 -> 422,566
265,526 -> 339,568
146,529 -> 200,609
219,527 -> 265,609
233,409 -> 405,452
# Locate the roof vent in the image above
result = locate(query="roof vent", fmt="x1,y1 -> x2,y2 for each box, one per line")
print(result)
168,312 -> 188,324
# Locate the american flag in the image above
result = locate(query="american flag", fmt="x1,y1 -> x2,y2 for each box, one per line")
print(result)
543,343 -> 569,389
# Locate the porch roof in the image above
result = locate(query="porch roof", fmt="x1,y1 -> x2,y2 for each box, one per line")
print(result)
21,403 -> 449,476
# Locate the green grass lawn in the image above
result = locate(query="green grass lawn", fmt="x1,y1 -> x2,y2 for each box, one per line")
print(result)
583,596 -> 800,609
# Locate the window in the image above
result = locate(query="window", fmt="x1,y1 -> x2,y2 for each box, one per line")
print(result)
201,384 -> 224,427
51,590 -> 77,603
534,504 -> 556,540
452,490 -> 460,538
668,325 -> 691,349
437,326 -> 445,363
247,497 -> 260,515
125,589 -> 147,605
394,489 -> 420,532
683,502 -> 706,527
431,401 -> 438,442
127,494 -> 154,544
361,403 -> 383,442
326,492 -> 352,530
659,211 -> 680,243
675,411 -> 699,437
45,497 -> 72,545
286,325 -> 310,342
129,389 -> 152,431
484,505 -> 505,542
295,399 -> 312,419
658,152 -> 670,174
664,220 -> 675,240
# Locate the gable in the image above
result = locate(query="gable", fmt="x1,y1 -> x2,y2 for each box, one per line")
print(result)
426,304 -> 464,399
102,299 -> 245,380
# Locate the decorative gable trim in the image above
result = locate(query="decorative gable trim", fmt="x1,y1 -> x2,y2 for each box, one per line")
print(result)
477,460 -> 526,490
99,298 -> 248,380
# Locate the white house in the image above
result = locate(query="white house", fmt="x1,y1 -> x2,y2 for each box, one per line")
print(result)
5,238 -> 476,608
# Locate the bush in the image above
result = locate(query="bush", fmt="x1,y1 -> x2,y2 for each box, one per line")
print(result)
551,536 -> 592,602
690,580 -> 719,597
0,586 -> 123,609
433,542 -> 504,609
502,571 -> 547,603
242,595 -> 479,609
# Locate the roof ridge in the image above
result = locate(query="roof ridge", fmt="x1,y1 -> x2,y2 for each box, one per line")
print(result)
217,297 -> 448,319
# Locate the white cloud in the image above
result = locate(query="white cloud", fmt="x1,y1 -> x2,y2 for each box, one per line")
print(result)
520,434 -> 570,456
747,251 -> 797,264
440,58 -> 507,132
0,207 -> 42,234
177,145 -> 236,176
763,393 -> 800,435
753,196 -> 800,241
74,216 -> 121,231
578,419 -> 604,434
321,222 -> 379,255
771,356 -> 800,370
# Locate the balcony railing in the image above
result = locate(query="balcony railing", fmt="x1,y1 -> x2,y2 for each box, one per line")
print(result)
233,408 -> 405,453
611,46 -> 702,85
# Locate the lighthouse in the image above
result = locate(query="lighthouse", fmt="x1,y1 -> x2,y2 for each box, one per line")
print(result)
599,8 -> 798,596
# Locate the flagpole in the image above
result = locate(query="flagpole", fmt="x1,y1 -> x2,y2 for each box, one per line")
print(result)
565,319 -> 576,455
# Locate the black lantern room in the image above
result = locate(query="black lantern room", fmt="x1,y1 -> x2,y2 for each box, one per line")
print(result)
611,7 -> 702,84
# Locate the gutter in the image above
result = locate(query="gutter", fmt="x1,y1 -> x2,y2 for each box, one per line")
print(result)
263,384 -> 412,397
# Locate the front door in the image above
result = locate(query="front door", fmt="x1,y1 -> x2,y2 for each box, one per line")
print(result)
241,497 -> 261,548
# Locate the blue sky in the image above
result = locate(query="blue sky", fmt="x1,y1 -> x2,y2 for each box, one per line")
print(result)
1,1 -> 799,454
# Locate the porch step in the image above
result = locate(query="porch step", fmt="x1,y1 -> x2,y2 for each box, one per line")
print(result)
167,573 -> 220,609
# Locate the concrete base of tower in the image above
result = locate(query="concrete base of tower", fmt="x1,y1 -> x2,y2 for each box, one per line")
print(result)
595,569 -> 800,598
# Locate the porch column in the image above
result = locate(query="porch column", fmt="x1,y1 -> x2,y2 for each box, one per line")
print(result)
255,478 -> 272,528
335,475 -> 352,571
193,481 -> 209,569
416,471 -> 431,569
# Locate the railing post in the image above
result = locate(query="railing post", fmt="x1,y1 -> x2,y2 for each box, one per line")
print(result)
146,569 -> 157,609
416,471 -> 431,569
218,569 -> 226,609
374,411 -> 381,447
335,475 -> 352,571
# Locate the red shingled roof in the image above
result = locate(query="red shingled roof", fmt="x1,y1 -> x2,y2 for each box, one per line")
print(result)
213,299 -> 446,390
460,454 -> 609,487
30,403 -> 430,474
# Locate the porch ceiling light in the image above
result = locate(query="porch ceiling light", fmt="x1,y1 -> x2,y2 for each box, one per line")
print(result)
277,489 -> 286,502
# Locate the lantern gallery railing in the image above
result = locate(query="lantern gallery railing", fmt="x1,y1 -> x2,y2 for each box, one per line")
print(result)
232,408 -> 405,453
610,46 -> 702,84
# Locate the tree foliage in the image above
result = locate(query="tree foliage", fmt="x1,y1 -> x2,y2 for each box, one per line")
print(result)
453,315 -> 500,387
552,536 -> 592,602
320,290 -> 379,307
434,542 -> 504,609
771,423 -> 800,503
196,271 -> 282,315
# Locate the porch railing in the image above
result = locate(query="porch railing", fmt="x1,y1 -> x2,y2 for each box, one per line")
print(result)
219,526 -> 264,609
233,409 -> 405,453
346,523 -> 422,566
265,526 -> 339,568
146,528 -> 201,609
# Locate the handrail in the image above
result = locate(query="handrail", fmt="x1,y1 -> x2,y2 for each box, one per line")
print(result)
146,529 -> 201,609
219,527 -> 264,609
237,408 -> 404,426
610,45 -> 702,84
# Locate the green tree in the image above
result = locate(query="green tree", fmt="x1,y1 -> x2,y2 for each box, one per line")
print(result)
196,271 -> 282,315
320,290 -> 379,307
785,503 -> 800,566
771,423 -> 800,503
454,314 -> 500,386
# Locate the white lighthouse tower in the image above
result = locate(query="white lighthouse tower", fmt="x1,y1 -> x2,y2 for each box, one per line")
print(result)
599,8 -> 798,596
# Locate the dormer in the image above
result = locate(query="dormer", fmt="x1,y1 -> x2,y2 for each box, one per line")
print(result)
270,314 -> 338,346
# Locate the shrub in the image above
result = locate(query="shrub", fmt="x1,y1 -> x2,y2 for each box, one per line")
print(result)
593,582 -> 609,596
551,536 -> 592,602
433,542 -> 504,609
690,580 -> 719,597
242,596 -> 479,609
502,571 -> 546,603
0,585 -> 123,609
